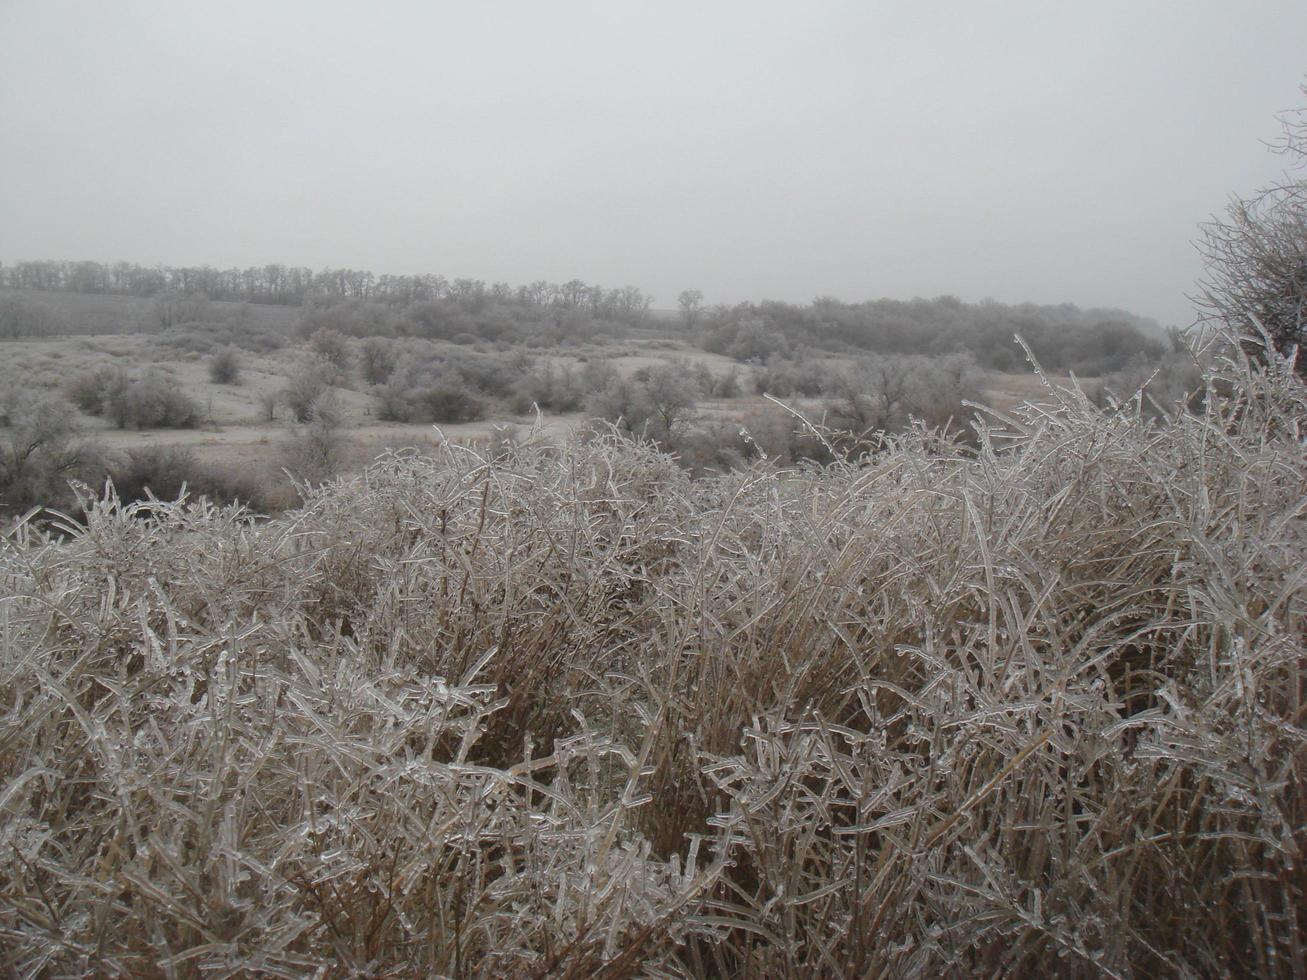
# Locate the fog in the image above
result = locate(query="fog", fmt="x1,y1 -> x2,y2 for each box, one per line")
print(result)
2,0 -> 1305,326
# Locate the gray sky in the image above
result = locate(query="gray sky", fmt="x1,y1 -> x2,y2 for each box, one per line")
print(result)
2,1 -> 1304,326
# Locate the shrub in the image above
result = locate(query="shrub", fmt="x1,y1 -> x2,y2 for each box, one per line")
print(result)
207,345 -> 241,384
580,357 -> 620,393
308,327 -> 352,370
160,318 -> 286,355
374,360 -> 491,424
508,359 -> 588,414
278,393 -> 347,485
753,356 -> 828,397
297,297 -> 399,339
64,366 -> 122,414
820,353 -> 982,445
106,373 -> 201,429
410,376 -> 487,423
734,403 -> 833,465
281,357 -> 335,423
587,363 -> 698,443
0,391 -> 105,514
689,361 -> 716,396
256,387 -> 280,422
668,420 -> 752,475
109,446 -> 201,502
725,319 -> 791,361
1195,84 -> 1306,374
64,368 -> 199,429
277,420 -> 347,488
1093,350 -> 1208,417
712,368 -> 742,398
108,446 -> 264,509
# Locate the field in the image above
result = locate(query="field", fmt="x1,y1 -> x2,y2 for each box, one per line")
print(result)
0,289 -> 1062,495
1,336 -> 1303,975
7,283 -> 1295,976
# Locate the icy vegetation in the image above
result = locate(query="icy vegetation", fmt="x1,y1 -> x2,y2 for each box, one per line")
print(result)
1,332 -> 1304,976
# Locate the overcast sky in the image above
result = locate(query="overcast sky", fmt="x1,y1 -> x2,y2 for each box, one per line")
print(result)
2,1 -> 1304,326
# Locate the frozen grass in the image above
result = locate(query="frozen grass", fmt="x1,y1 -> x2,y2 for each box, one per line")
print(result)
1,332 -> 1304,976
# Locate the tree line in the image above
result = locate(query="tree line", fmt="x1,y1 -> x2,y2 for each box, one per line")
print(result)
3,256 -> 1172,377
0,258 -> 654,318
698,295 -> 1167,373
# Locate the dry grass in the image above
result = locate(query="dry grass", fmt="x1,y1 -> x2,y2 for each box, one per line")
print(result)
0,331 -> 729,473
0,336 -> 303,428
1,331 -> 1304,976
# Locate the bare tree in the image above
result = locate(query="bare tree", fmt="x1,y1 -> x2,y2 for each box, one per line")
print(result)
359,337 -> 396,385
641,364 -> 699,439
152,289 -> 209,329
1194,84 -> 1307,373
677,289 -> 705,330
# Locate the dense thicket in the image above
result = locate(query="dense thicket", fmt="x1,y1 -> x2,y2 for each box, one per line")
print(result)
2,332 -> 1302,976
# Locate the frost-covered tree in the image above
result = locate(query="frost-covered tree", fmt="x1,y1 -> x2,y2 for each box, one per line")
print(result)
1195,83 -> 1307,374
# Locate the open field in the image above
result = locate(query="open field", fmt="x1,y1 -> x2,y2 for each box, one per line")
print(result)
0,329 -> 741,461
1,315 -> 1064,454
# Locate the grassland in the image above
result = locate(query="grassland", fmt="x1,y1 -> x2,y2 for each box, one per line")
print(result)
0,287 -> 1056,502
1,329 -> 1302,975
0,318 -> 1048,471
